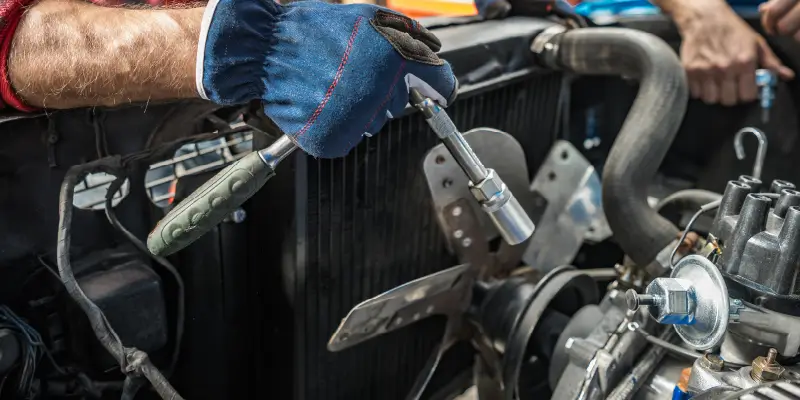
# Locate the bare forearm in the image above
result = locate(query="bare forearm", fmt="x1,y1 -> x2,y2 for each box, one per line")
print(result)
650,0 -> 731,31
9,0 -> 203,109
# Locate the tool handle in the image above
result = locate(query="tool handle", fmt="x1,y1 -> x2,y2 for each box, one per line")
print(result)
147,151 -> 275,256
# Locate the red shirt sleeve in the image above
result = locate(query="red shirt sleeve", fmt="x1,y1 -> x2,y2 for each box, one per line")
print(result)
0,0 -> 38,112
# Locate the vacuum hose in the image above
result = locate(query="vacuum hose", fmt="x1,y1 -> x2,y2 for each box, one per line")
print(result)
534,28 -> 687,266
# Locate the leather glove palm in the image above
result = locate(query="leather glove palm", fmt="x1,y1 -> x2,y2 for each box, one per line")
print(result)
198,0 -> 457,158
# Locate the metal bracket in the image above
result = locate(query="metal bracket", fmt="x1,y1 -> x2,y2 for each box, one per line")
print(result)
524,140 -> 610,272
423,128 -> 533,246
443,199 -> 494,278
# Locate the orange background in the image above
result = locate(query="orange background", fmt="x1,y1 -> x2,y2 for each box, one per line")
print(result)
388,0 -> 582,18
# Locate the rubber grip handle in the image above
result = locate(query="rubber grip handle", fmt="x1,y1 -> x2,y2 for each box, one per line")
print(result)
147,151 -> 275,257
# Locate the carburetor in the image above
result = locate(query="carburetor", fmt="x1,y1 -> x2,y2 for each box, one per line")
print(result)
629,176 -> 800,359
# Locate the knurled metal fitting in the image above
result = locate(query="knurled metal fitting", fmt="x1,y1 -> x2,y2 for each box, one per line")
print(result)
751,348 -> 785,382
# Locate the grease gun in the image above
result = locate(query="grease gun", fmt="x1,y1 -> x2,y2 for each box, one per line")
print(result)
147,89 -> 535,256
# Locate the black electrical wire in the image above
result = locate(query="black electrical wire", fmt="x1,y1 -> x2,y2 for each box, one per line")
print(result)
56,158 -> 183,400
104,176 -> 185,378
0,306 -> 44,398
669,199 -> 721,268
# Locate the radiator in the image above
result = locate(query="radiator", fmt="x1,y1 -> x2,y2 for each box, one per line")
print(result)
285,72 -> 563,400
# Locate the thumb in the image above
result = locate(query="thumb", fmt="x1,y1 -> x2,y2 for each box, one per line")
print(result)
758,37 -> 795,80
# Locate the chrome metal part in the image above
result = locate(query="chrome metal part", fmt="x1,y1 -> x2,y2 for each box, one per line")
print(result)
530,25 -> 568,60
688,355 -> 759,394
471,169 -> 535,245
648,255 -> 730,350
423,128 -> 532,245
411,89 -> 487,183
755,70 -> 777,124
734,127 -> 768,181
224,208 -> 247,224
637,278 -> 697,325
412,88 -> 535,245
256,134 -> 296,169
731,305 -> 800,357
672,256 -> 730,350
524,140 -> 609,272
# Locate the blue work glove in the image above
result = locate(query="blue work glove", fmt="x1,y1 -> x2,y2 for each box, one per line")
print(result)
197,0 -> 457,158
475,0 -> 512,18
474,0 -> 576,20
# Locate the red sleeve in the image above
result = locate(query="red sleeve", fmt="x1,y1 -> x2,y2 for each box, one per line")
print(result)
0,0 -> 38,112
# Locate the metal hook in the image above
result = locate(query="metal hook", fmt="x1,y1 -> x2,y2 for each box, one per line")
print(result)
734,127 -> 768,180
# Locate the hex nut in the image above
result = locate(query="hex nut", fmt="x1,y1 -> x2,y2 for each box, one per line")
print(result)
469,169 -> 506,203
751,349 -> 785,382
699,353 -> 724,372
645,278 -> 696,325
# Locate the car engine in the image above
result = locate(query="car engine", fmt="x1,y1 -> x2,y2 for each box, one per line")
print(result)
2,3 -> 800,400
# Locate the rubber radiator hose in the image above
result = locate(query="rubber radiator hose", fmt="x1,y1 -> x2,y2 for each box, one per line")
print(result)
536,28 -> 687,266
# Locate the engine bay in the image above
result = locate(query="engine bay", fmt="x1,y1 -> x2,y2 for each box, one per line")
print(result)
2,7 -> 800,400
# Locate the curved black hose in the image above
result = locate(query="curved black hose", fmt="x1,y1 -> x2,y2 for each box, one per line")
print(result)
105,177 -> 185,378
537,28 -> 688,266
56,158 -> 184,400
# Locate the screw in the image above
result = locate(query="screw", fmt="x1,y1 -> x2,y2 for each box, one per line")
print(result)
452,207 -> 462,217
767,348 -> 778,364
625,289 -> 660,311
751,347 -> 785,382
229,208 -> 247,224
462,238 -> 472,248
454,230 -> 464,239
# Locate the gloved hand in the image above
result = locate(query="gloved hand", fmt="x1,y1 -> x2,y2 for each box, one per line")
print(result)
474,0 -> 573,20
197,0 -> 457,158
474,0 -> 512,19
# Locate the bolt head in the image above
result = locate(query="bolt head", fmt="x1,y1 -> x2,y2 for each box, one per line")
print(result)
645,278 -> 696,325
625,289 -> 640,311
752,354 -> 785,382
230,208 -> 247,223
756,69 -> 778,87
469,169 -> 506,203
699,353 -> 724,372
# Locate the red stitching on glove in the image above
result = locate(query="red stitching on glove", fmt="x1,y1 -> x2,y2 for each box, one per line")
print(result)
363,60 -> 405,132
382,14 -> 414,32
295,17 -> 363,138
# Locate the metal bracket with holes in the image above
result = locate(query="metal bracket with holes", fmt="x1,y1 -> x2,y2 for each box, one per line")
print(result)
523,140 -> 610,272
423,128 -> 533,246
